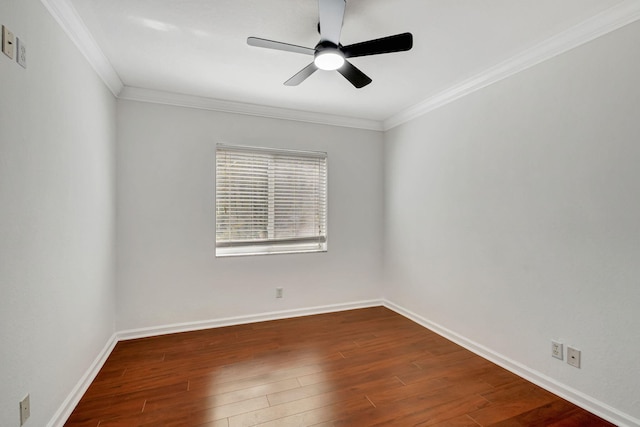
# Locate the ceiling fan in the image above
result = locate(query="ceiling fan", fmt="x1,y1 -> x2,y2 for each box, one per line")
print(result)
247,0 -> 413,88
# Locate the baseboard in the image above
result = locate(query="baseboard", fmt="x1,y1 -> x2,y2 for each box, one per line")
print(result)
383,300 -> 640,427
46,332 -> 118,427
117,299 -> 384,341
52,299 -> 637,427
49,300 -> 382,426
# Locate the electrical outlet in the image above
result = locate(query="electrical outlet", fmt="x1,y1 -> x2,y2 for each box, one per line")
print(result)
2,25 -> 15,59
275,287 -> 283,298
551,341 -> 563,360
16,37 -> 26,68
567,347 -> 581,368
19,394 -> 30,425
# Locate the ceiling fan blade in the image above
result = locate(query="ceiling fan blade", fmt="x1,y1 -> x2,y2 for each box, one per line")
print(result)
337,61 -> 372,88
284,63 -> 318,86
342,32 -> 413,58
318,0 -> 345,45
247,37 -> 315,55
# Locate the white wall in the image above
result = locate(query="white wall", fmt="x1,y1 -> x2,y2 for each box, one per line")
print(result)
3,1 -> 638,424
0,0 -> 117,426
384,21 -> 640,423
116,100 -> 384,331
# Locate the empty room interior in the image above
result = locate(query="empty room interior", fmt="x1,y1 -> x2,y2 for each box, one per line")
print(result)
1,0 -> 639,426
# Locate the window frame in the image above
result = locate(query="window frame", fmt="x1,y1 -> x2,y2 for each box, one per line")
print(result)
215,144 -> 328,257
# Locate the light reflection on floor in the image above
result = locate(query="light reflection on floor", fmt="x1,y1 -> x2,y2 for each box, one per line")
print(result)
202,345 -> 332,425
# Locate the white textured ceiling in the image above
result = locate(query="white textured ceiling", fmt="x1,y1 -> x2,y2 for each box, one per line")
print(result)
68,0 -> 629,123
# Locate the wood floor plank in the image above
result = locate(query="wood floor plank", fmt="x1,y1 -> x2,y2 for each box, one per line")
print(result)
227,392 -> 338,427
64,307 -> 615,426
467,381 -> 561,425
486,399 -> 583,426
254,396 -> 374,427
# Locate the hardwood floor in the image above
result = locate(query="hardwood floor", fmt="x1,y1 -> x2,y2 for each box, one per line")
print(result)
65,307 -> 613,426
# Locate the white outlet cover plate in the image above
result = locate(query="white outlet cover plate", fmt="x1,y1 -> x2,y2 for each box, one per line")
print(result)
20,394 -> 30,425
16,37 -> 26,68
2,25 -> 15,59
567,347 -> 581,368
552,341 -> 563,360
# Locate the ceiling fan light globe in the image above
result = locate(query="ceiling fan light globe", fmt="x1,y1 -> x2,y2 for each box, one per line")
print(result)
314,51 -> 345,70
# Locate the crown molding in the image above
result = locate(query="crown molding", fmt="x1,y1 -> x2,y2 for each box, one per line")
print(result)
118,86 -> 384,131
383,0 -> 640,131
40,0 -> 123,96
42,0 -> 640,131
41,0 -> 380,130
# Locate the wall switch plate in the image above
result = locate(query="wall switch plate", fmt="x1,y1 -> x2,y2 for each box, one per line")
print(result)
275,287 -> 283,298
567,347 -> 581,368
20,394 -> 30,425
2,25 -> 15,59
551,341 -> 563,360
16,37 -> 26,68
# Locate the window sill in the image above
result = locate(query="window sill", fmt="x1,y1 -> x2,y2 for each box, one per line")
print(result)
216,242 -> 327,257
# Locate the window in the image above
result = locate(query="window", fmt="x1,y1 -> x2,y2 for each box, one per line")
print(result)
216,144 -> 327,257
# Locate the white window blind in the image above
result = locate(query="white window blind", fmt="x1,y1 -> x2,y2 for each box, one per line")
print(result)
216,144 -> 327,256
